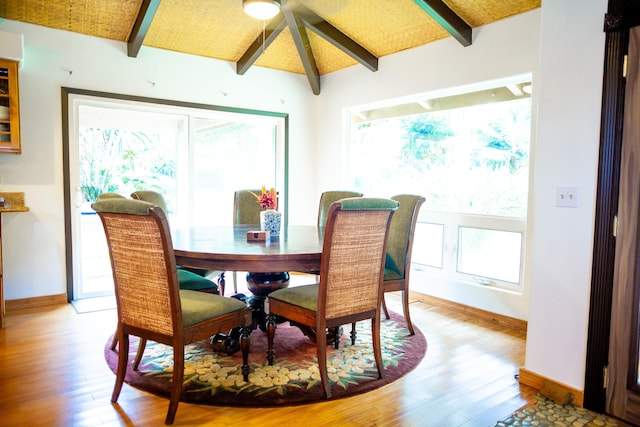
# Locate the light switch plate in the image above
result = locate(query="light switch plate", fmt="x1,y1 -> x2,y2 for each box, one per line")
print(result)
556,187 -> 578,208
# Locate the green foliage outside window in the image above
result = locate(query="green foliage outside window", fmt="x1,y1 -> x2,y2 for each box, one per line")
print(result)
79,128 -> 177,209
349,98 -> 531,218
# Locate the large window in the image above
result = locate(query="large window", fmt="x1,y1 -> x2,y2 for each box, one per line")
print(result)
346,78 -> 532,291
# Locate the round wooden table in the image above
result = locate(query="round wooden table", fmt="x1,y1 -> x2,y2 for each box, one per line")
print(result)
173,225 -> 324,340
173,224 -> 323,274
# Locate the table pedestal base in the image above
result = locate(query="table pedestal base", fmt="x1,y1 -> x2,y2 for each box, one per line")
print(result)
246,272 -> 290,330
209,272 -> 343,355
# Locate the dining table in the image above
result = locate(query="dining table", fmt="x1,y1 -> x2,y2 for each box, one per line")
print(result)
172,224 -> 324,350
172,224 -> 323,276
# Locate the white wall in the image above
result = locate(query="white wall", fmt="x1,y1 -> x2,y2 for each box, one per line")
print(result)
0,0 -> 609,393
0,20 -> 317,300
525,0 -> 607,391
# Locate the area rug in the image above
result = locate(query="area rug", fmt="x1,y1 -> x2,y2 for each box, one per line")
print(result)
104,311 -> 426,407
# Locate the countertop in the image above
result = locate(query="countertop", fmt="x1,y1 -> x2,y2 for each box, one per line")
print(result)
0,192 -> 29,213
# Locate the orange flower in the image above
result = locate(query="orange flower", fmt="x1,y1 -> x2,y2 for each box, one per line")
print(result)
254,186 -> 277,210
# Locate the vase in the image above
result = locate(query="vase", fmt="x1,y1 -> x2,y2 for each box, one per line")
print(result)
260,209 -> 281,238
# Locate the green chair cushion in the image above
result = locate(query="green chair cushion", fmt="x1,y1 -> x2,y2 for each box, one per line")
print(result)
96,192 -> 125,200
92,198 -> 154,215
317,191 -> 363,228
339,197 -> 399,210
131,190 -> 169,214
179,290 -> 247,326
177,269 -> 218,292
384,253 -> 403,278
384,195 -> 425,279
269,284 -> 318,312
384,268 -> 403,280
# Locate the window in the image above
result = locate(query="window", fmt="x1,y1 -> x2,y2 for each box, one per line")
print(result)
346,78 -> 532,291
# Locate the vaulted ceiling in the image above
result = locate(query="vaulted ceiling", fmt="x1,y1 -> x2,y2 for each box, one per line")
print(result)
0,0 -> 540,94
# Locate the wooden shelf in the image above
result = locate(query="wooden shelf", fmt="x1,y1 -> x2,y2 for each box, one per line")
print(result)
0,59 -> 20,155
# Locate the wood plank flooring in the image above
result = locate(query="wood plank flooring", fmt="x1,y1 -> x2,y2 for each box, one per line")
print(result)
0,291 -> 536,426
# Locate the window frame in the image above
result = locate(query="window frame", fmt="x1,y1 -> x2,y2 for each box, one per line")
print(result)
343,76 -> 532,293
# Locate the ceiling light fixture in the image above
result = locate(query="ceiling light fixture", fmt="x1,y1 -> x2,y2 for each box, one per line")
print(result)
243,0 -> 281,20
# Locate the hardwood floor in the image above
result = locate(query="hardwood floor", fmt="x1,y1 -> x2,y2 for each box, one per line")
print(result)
0,292 -> 536,426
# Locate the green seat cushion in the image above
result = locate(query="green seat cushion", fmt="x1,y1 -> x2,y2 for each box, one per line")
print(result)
177,269 -> 218,292
269,284 -> 318,311
179,290 -> 247,326
178,266 -> 210,277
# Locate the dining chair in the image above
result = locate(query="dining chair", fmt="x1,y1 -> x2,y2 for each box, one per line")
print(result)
233,189 -> 263,226
95,193 -> 138,351
92,197 -> 252,425
310,190 -> 364,277
381,194 -> 425,335
107,191 -> 220,351
96,192 -> 126,200
317,190 -> 363,229
265,197 -> 398,398
131,190 -> 221,294
230,189 -> 264,294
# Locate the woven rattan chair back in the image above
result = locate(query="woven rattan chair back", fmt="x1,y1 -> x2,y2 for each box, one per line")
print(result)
320,201 -> 393,321
100,203 -> 178,336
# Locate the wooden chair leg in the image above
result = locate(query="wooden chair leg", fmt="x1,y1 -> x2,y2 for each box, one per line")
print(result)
218,273 -> 226,296
316,325 -> 331,398
110,327 -> 119,350
381,295 -> 391,320
111,331 -> 129,404
166,345 -> 184,425
266,313 -> 276,365
232,271 -> 239,294
332,326 -> 342,349
240,327 -> 251,381
350,322 -> 357,345
402,290 -> 415,336
132,338 -> 148,370
371,317 -> 384,380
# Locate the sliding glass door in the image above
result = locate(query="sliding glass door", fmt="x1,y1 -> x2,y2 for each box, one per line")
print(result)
63,89 -> 287,301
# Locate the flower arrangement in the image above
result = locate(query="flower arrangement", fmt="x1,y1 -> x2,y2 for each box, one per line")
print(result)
254,185 -> 277,210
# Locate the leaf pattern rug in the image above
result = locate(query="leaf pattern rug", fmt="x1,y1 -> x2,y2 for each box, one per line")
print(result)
104,311 -> 427,407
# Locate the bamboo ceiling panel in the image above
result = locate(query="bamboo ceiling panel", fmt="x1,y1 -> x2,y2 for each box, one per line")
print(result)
0,0 -> 142,41
0,0 -> 541,76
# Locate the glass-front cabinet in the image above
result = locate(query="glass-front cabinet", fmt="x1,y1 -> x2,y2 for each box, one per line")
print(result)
0,59 -> 20,154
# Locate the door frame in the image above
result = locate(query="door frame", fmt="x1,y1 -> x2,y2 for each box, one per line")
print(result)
61,87 -> 289,302
584,0 -> 640,412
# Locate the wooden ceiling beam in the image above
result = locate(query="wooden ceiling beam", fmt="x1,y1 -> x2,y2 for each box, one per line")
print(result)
282,6 -> 321,95
413,0 -> 472,47
295,3 -> 378,72
236,16 -> 287,75
127,0 -> 162,57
